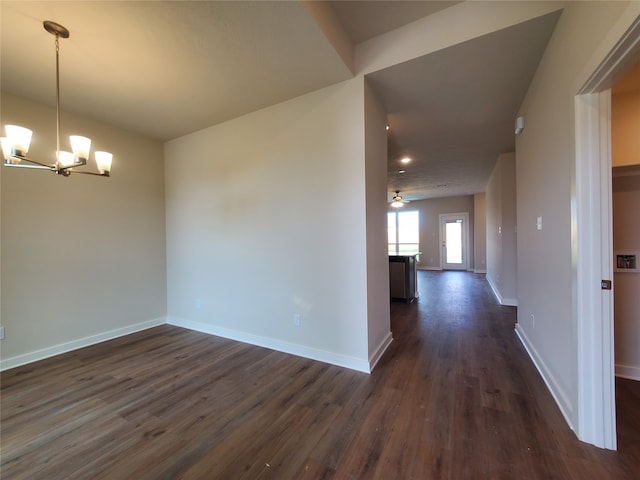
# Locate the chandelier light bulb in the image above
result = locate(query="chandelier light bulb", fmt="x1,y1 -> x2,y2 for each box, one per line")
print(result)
95,151 -> 113,175
57,151 -> 75,167
70,135 -> 91,161
5,125 -> 33,156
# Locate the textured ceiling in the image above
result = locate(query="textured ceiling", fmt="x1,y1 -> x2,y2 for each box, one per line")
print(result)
1,1 -> 563,202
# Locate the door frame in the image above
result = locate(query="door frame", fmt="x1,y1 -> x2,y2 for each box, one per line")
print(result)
439,212 -> 469,271
573,15 -> 640,450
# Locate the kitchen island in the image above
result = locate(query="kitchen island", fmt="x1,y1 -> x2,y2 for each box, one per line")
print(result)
389,254 -> 418,302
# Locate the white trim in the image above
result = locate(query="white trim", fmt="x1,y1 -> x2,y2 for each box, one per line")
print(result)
473,269 -> 487,274
515,324 -> 574,429
439,212 -> 470,270
369,332 -> 393,371
574,91 -> 616,450
571,14 -> 640,451
168,317 -> 372,373
578,16 -> 640,95
0,317 -> 167,371
417,266 -> 442,271
486,274 -> 517,307
615,364 -> 640,381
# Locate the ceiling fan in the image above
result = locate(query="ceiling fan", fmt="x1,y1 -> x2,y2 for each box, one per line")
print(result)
390,190 -> 409,208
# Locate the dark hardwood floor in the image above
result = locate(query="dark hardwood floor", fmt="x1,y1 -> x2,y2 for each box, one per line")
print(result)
2,271 -> 639,479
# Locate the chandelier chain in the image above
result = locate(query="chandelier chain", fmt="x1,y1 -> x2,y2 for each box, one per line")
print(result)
55,33 -> 61,164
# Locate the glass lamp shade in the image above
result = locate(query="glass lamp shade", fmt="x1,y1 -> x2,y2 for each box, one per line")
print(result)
5,125 -> 33,156
70,135 -> 91,161
57,150 -> 75,168
391,201 -> 404,208
94,151 -> 113,174
1,137 -> 15,163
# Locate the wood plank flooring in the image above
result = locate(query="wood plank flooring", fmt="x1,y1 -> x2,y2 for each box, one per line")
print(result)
2,271 -> 639,479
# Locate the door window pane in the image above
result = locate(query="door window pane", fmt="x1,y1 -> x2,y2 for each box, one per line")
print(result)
445,220 -> 462,263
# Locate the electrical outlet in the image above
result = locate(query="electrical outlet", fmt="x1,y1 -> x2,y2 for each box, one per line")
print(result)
293,314 -> 301,327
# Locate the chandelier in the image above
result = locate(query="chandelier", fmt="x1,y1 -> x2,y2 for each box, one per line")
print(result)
1,21 -> 112,177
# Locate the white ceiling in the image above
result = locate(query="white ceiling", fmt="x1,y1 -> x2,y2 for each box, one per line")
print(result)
330,1 -> 460,43
1,1 -> 353,141
1,1 -> 561,202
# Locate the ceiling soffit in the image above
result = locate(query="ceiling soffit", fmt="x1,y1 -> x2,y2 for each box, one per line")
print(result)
367,11 -> 561,201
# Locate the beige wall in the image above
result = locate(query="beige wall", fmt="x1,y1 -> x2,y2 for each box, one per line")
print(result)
515,1 -> 640,430
1,93 -> 167,367
486,153 -> 517,306
474,193 -> 487,273
364,80 -> 393,363
613,172 -> 640,380
165,78 -> 387,372
391,195 -> 475,271
612,90 -> 640,167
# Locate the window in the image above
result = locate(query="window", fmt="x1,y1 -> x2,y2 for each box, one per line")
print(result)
388,210 -> 419,255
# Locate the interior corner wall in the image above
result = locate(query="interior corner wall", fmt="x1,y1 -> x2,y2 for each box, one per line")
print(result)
1,93 -> 167,369
613,173 -> 640,381
164,78 -> 372,372
473,193 -> 487,273
364,79 -> 392,367
486,153 -> 517,306
513,1 -> 639,432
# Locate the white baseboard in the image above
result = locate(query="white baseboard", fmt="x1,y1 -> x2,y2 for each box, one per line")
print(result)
474,269 -> 487,274
501,297 -> 518,307
515,324 -> 575,432
486,275 -> 518,306
369,332 -> 393,371
0,317 -> 167,371
615,364 -> 640,381
168,317 -> 372,373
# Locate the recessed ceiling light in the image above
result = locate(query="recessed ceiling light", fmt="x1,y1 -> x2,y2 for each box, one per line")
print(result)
400,156 -> 411,164
386,125 -> 390,131
398,169 -> 406,174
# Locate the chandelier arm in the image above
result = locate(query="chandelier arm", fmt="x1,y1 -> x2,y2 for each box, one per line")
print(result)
67,169 -> 110,177
5,156 -> 56,170
4,162 -> 55,171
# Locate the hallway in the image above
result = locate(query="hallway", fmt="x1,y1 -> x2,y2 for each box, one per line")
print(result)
386,270 -> 639,478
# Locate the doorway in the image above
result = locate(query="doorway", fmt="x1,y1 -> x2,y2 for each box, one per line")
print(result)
439,212 -> 469,270
574,16 -> 640,450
